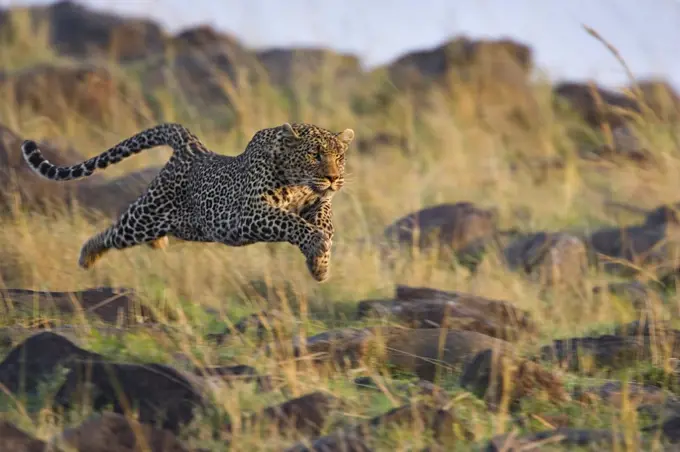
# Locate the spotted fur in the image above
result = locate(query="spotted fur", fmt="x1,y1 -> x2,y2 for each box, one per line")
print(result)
21,122 -> 354,282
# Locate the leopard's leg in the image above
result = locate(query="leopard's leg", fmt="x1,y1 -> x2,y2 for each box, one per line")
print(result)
299,197 -> 334,281
79,195 -> 172,269
234,204 -> 331,282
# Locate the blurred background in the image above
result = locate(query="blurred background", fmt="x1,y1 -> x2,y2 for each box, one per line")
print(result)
0,1 -> 680,451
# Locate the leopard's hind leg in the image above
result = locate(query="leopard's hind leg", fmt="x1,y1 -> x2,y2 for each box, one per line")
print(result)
79,195 -> 173,269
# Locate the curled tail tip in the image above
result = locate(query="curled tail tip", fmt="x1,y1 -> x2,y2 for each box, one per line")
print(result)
21,140 -> 39,155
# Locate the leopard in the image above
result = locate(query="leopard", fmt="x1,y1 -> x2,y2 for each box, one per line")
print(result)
21,122 -> 355,282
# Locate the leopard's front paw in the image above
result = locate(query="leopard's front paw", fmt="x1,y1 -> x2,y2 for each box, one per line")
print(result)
304,231 -> 332,282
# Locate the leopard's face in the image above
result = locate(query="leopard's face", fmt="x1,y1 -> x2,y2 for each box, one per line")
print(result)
275,123 -> 354,196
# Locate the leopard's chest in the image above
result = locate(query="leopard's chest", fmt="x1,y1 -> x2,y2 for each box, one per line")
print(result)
265,186 -> 317,214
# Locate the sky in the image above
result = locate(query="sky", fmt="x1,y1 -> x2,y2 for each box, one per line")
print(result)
3,0 -> 680,90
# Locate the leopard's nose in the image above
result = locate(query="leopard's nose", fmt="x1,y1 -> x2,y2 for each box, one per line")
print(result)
326,175 -> 339,184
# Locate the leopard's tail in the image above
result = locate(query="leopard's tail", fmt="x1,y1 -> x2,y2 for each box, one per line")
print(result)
21,123 -> 208,182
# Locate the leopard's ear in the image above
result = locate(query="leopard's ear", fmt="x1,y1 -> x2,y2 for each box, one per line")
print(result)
338,128 -> 354,147
281,123 -> 301,147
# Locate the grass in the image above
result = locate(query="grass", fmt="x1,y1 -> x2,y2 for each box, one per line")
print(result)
0,8 -> 679,451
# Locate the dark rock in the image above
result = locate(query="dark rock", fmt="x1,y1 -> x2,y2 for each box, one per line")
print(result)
538,334 -> 664,373
387,36 -> 532,85
171,25 -> 241,51
58,412 -> 190,452
0,0 -> 167,61
0,420 -> 57,452
79,167 -> 162,219
54,360 -> 205,434
384,36 -> 537,125
382,202 -> 500,266
278,327 -> 382,371
256,47 -> 362,91
362,403 -> 469,444
0,287 -> 155,325
644,414 -> 680,443
460,348 -> 569,410
503,231 -> 588,287
135,38 -> 257,124
357,285 -> 535,342
645,203 -> 680,227
290,325 -> 513,380
0,63 -> 149,125
385,328 -> 513,382
236,392 -> 340,438
0,331 -> 101,395
553,81 -> 639,129
486,428 -> 624,451
0,123 -> 93,215
574,381 -> 673,408
585,222 -> 680,277
285,432 -> 373,452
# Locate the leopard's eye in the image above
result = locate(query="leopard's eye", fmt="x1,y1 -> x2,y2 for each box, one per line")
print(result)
315,151 -> 323,162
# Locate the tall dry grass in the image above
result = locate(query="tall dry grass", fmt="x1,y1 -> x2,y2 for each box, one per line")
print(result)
0,10 -> 677,451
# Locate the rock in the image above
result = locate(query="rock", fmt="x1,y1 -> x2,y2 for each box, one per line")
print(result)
538,333 -> 667,373
236,392 -> 340,438
385,36 -> 537,125
503,231 -> 588,288
0,420 -> 57,452
460,348 -> 569,410
585,222 -> 680,277
0,122 -> 160,220
54,361 -> 206,434
0,331 -> 102,395
382,202 -> 499,266
357,285 -> 535,342
574,381 -> 673,408
0,63 -> 149,125
644,415 -> 680,443
606,200 -> 680,228
285,432 -> 373,452
553,81 -> 639,129
289,403 -> 471,451
78,167 -> 162,219
0,123 -> 93,214
645,203 -> 680,227
384,328 -> 513,382
256,48 -> 362,92
279,327 -> 383,371
2,0 -> 167,61
58,412 -> 190,452
361,403 -> 469,444
0,287 -> 155,325
486,428 -> 624,451
135,37 -> 257,125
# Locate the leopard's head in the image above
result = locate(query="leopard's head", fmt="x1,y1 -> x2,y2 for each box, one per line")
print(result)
274,122 -> 354,196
